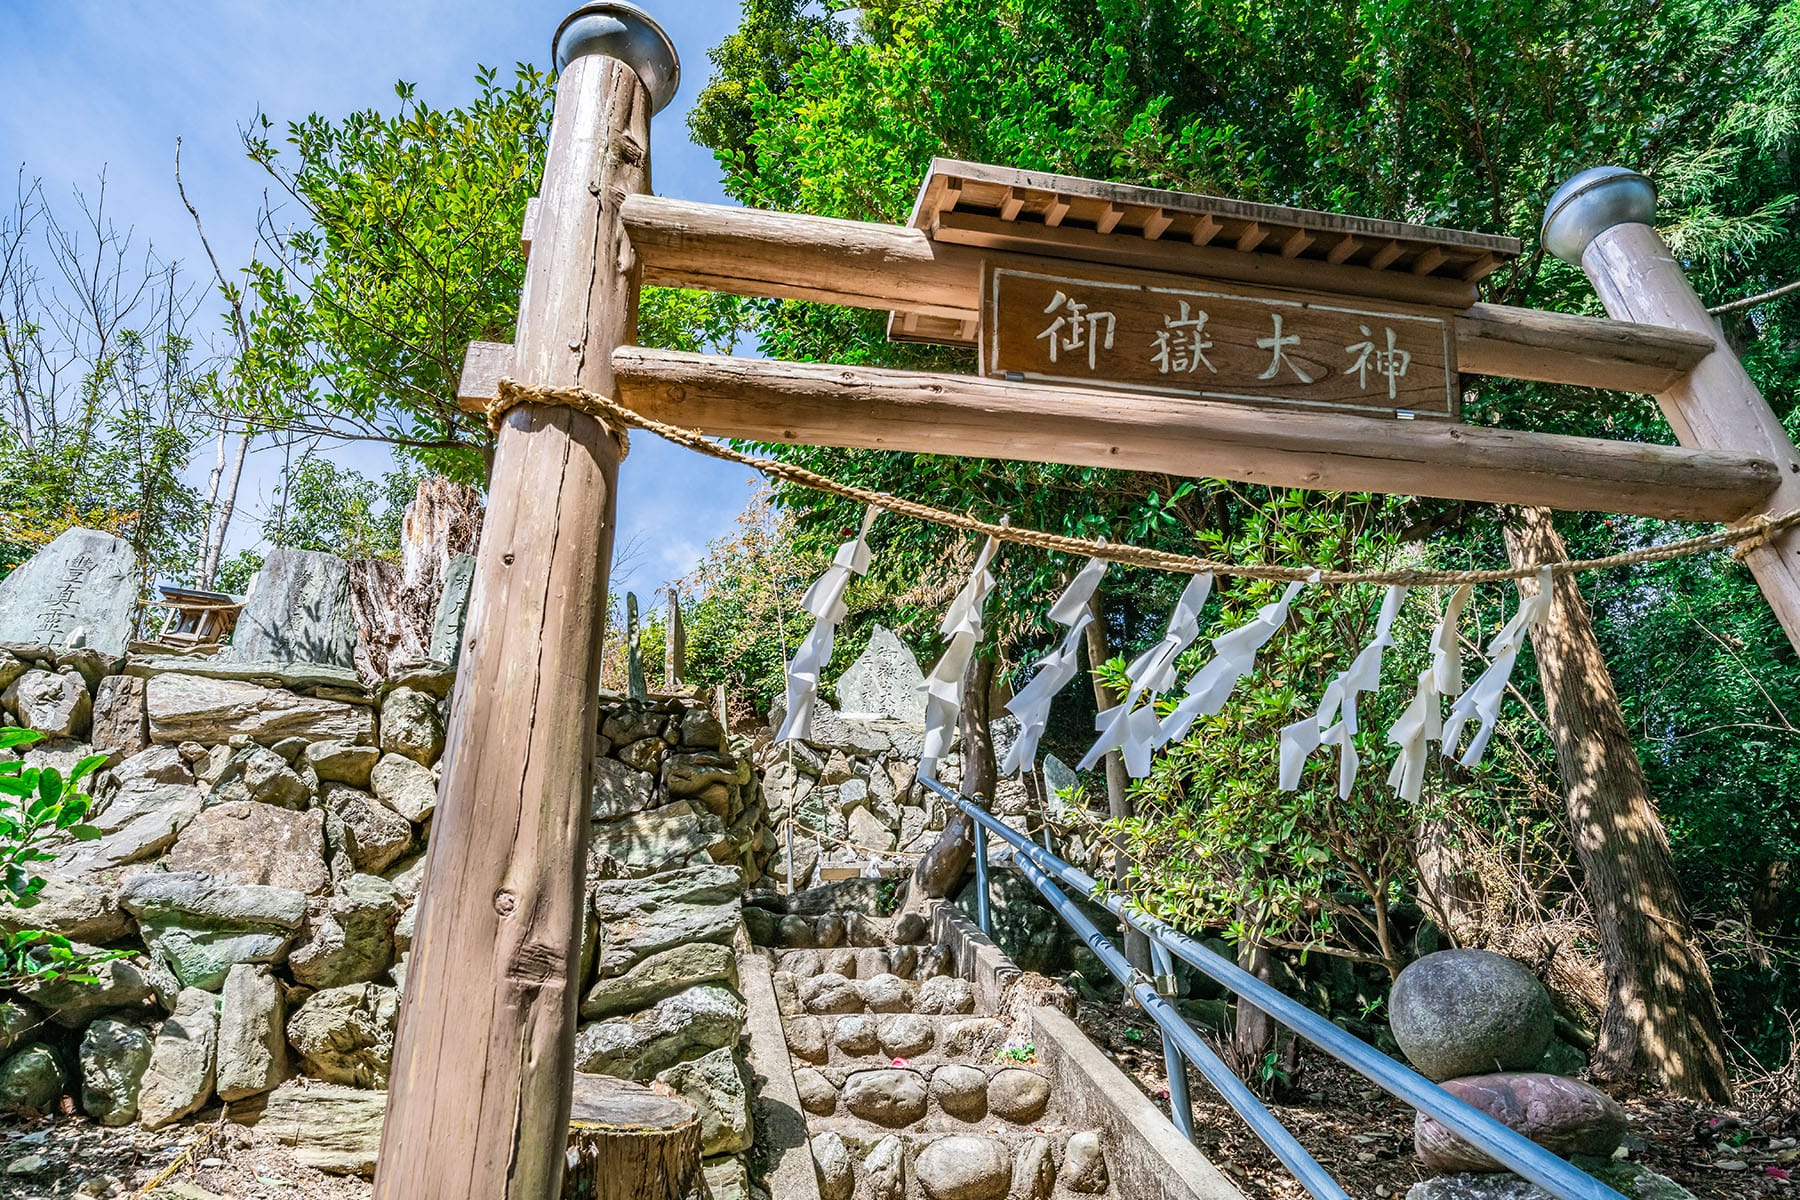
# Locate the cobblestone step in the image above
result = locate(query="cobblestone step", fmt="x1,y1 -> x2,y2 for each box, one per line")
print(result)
809,1127 -> 1112,1200
747,886 -> 1122,1200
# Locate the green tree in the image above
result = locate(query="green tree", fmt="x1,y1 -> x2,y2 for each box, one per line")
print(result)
0,177 -> 212,592
692,0 -> 1800,1082
265,456 -> 419,562
236,65 -> 743,487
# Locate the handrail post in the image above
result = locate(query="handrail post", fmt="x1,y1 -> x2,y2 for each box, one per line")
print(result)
972,817 -> 991,936
1150,939 -> 1196,1144
925,778 -> 1630,1200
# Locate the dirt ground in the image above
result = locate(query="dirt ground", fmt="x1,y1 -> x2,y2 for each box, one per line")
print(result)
1076,999 -> 1799,1200
0,1115 -> 371,1200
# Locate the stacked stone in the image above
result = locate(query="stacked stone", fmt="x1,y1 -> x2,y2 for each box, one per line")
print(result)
590,692 -> 773,885
753,626 -> 1033,889
0,653 -> 763,1190
1393,949 -> 1689,1200
0,656 -> 437,1151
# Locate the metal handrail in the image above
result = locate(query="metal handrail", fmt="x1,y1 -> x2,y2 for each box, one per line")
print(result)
1012,841 -> 1353,1200
919,776 -> 1628,1200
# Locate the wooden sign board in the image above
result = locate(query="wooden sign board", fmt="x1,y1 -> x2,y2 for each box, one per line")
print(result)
982,264 -> 1460,420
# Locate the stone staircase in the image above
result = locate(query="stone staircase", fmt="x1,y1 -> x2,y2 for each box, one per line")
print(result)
744,893 -> 1119,1200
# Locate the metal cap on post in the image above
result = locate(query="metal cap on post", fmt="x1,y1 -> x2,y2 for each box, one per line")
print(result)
552,2 -> 680,113
1540,166 -> 1658,264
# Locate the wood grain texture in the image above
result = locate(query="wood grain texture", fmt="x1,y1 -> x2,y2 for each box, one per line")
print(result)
375,52 -> 646,1200
931,210 -> 1479,309
601,347 -> 1775,522
1581,220 -> 1800,654
908,157 -> 1518,271
617,196 -> 1712,394
563,1074 -> 701,1200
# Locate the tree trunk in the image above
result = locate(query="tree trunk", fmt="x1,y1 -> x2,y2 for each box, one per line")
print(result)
562,1074 -> 700,1200
350,477 -> 486,681
1083,594 -> 1152,974
1229,913 -> 1295,1088
910,654 -> 998,901
1503,505 -> 1731,1101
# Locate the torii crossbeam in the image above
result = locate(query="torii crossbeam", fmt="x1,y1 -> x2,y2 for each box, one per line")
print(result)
381,6 -> 1800,1197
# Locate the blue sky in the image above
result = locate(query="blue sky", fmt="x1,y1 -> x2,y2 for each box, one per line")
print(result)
0,1 -> 760,595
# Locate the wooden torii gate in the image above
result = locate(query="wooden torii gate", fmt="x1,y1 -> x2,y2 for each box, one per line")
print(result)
377,5 -> 1800,1197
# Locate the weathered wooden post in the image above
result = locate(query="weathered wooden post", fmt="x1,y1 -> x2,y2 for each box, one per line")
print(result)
1544,167 -> 1800,653
374,7 -> 678,1199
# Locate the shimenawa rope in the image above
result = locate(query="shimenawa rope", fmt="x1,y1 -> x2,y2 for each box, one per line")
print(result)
487,378 -> 1800,586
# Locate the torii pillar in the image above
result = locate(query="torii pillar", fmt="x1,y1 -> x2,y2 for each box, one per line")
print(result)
373,6 -> 678,1199
1544,167 -> 1800,654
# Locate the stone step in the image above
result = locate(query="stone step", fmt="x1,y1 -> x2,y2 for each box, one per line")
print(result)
786,1011 -> 1008,1069
746,900 -> 933,952
795,1060 -> 1062,1129
775,969 -> 979,1021
810,1127 -> 1112,1200
775,942 -> 954,983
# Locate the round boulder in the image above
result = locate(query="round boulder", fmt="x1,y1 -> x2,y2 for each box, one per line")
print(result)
802,973 -> 864,1015
915,976 -> 975,1016
915,1134 -> 1012,1200
793,1067 -> 839,1116
988,1067 -> 1051,1123
1389,950 -> 1552,1081
860,973 -> 915,1014
79,1019 -> 153,1126
878,1014 -> 937,1059
931,1062 -> 988,1120
1062,1131 -> 1110,1193
1415,1072 -> 1628,1172
783,949 -> 823,979
785,1016 -> 830,1064
834,1014 -> 879,1056
842,1068 -> 928,1126
812,1131 -> 855,1200
0,1043 -> 66,1114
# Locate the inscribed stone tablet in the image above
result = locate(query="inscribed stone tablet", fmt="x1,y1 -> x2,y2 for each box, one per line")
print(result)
0,528 -> 138,657
836,625 -> 927,725
225,549 -> 357,670
427,554 -> 476,668
1041,755 -> 1079,820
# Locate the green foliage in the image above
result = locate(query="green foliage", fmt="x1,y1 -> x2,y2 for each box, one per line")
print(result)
237,67 -> 554,482
678,488 -> 838,714
266,457 -> 419,562
692,0 -> 1800,1057
1117,494 -> 1434,971
0,180 -> 213,587
237,66 -> 745,488
0,728 -> 118,989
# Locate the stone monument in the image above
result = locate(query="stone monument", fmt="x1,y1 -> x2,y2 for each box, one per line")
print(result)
223,549 -> 357,671
0,527 -> 139,658
836,624 -> 928,725
427,553 -> 476,669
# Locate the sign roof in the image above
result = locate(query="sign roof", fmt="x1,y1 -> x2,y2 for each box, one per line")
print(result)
890,158 -> 1523,347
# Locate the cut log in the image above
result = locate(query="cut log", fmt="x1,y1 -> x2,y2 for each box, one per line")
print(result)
562,1073 -> 701,1200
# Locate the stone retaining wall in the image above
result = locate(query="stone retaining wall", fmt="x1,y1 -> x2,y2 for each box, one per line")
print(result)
0,641 -> 765,1195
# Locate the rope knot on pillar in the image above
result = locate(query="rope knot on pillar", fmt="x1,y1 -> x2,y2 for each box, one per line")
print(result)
489,377 -> 632,457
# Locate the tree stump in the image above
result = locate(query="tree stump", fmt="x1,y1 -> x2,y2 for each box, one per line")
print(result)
561,1073 -> 702,1200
